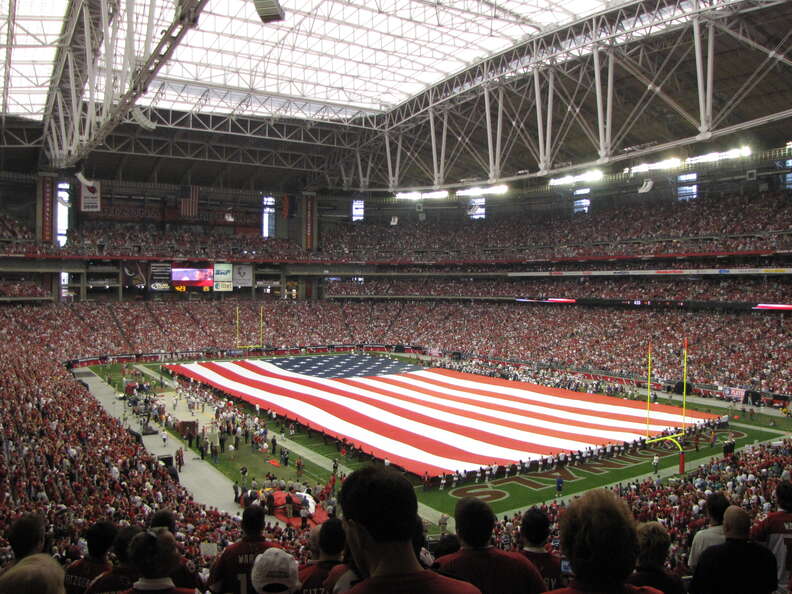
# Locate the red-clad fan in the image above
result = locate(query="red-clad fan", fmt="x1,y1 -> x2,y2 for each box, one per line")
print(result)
64,521 -> 117,594
433,497 -> 545,594
519,508 -> 563,591
208,505 -> 280,594
751,480 -> 792,594
85,526 -> 142,594
297,518 -> 345,594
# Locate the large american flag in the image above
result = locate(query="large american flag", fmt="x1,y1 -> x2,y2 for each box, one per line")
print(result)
167,357 -> 716,477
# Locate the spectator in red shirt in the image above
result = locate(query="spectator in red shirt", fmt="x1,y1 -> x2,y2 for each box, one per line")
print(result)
519,508 -> 563,591
434,498 -> 546,594
208,506 -> 278,594
547,489 -> 661,594
339,466 -> 480,594
64,521 -> 117,594
751,480 -> 792,593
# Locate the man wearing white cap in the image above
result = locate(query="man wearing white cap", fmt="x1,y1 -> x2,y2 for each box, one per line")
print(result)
251,548 -> 301,594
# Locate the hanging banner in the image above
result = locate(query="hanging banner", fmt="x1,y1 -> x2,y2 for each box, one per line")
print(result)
213,263 -> 233,291
80,180 -> 101,212
40,176 -> 54,242
304,192 -> 316,250
233,264 -> 253,287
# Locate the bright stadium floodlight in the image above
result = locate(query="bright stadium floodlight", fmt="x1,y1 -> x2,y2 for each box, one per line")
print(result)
685,145 -> 751,165
549,169 -> 603,186
457,184 -> 508,196
625,157 -> 681,174
395,190 -> 449,200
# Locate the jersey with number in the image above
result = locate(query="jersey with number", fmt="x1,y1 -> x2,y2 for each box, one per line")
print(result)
751,510 -> 792,592
208,536 -> 279,594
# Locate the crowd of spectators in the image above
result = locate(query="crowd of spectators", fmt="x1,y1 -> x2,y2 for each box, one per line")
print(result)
484,439 -> 792,590
0,213 -> 33,241
0,279 -> 49,297
1,299 -> 789,394
0,191 -> 791,264
320,191 -> 792,262
0,332 -> 321,583
324,276 -> 792,303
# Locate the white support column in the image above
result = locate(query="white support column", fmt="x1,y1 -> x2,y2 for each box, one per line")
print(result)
544,68 -> 554,172
605,50 -> 614,159
706,21 -> 715,135
483,85 -> 496,181
429,109 -> 440,186
439,110 -> 448,186
534,69 -> 546,172
384,132 -> 394,189
494,86 -> 504,181
593,46 -> 607,159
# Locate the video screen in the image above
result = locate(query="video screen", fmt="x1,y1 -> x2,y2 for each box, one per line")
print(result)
171,267 -> 214,287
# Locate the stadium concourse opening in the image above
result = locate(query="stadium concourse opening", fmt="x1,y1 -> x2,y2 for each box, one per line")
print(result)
167,354 -> 717,478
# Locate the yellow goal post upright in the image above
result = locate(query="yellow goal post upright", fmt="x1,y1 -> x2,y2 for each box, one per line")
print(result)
644,338 -> 689,475
235,304 -> 266,350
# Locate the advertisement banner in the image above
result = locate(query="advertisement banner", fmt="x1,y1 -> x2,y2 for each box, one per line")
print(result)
213,263 -> 233,291
80,180 -> 101,212
233,264 -> 253,287
149,262 -> 172,291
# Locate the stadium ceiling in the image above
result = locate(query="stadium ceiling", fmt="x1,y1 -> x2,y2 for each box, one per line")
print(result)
0,0 -> 791,194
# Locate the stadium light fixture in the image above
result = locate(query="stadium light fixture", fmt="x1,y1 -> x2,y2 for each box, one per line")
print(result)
456,184 -> 508,197
685,146 -> 751,165
394,190 -> 449,200
549,169 -> 603,186
624,157 -> 681,175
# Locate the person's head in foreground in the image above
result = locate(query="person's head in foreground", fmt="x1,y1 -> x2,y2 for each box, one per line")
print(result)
0,553 -> 65,594
251,548 -> 301,593
722,505 -> 751,539
128,527 -> 181,580
636,521 -> 671,569
559,489 -> 639,590
455,497 -> 495,548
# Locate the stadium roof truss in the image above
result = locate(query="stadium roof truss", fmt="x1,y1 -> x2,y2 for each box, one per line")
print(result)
1,0 -> 791,191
